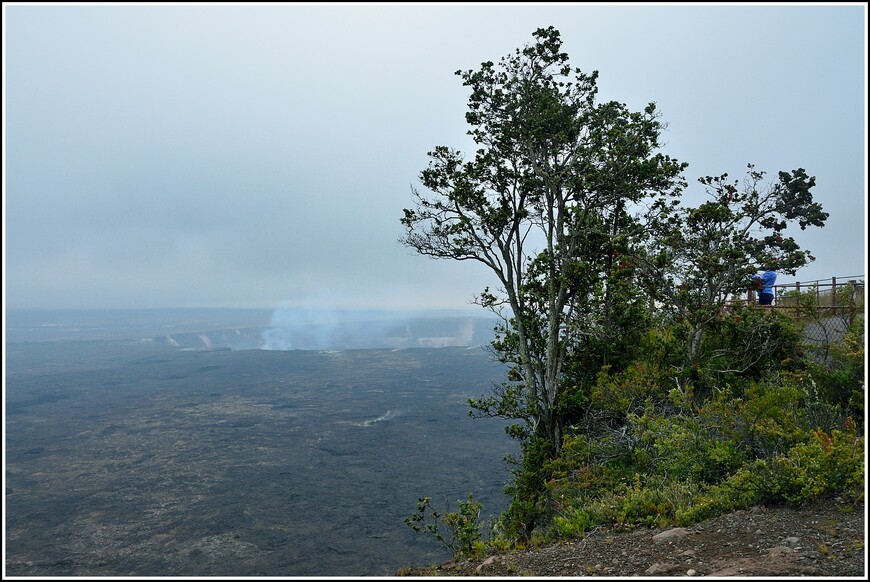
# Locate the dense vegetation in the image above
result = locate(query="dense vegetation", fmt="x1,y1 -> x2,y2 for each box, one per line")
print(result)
401,27 -> 864,559
407,289 -> 864,560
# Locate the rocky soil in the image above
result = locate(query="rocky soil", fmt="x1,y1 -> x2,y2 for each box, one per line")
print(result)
399,497 -> 866,577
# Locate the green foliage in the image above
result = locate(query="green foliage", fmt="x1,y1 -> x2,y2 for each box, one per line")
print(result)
706,379 -> 810,459
511,279 -> 863,544
639,164 -> 827,365
400,25 -> 855,556
590,360 -> 669,413
629,408 -> 748,484
499,437 -> 555,541
503,304 -> 862,544
760,429 -> 865,504
675,465 -> 766,524
404,494 -> 486,560
533,327 -> 864,540
402,25 -> 686,460
808,314 -> 865,416
697,303 -> 804,380
550,506 -> 595,539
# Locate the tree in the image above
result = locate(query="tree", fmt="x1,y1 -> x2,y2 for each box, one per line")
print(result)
638,164 -> 828,365
399,26 -> 686,459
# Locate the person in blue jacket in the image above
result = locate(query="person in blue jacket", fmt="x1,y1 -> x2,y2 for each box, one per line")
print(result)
751,265 -> 777,305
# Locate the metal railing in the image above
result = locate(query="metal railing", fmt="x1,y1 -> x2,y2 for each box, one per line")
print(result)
739,276 -> 865,365
743,276 -> 865,324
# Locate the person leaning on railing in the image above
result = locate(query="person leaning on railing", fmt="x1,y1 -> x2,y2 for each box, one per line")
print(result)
751,265 -> 777,306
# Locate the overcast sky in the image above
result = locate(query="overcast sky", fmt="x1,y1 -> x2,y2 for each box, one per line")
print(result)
3,3 -> 867,311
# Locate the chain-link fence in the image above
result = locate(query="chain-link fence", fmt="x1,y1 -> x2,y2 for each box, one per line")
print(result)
742,276 -> 865,365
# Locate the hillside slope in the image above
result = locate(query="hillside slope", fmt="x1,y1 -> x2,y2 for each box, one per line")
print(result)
400,497 -> 865,577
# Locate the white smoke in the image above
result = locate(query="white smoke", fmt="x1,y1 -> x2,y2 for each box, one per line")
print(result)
259,295 -> 407,351
258,297 -> 494,351
259,302 -> 350,351
361,410 -> 401,427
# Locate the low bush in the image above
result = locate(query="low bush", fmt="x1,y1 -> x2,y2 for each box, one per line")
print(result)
404,493 -> 486,560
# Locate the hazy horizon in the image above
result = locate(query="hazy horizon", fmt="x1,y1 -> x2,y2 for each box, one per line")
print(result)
4,3 -> 867,311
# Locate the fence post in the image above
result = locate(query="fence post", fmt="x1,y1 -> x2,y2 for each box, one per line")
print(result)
817,282 -> 821,313
831,276 -> 837,316
848,279 -> 856,326
795,282 -> 801,322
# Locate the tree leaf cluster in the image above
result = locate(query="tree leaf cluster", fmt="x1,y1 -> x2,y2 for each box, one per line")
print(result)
401,27 -> 843,545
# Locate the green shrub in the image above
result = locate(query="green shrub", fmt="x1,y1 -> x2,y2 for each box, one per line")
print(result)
591,360 -> 669,412
550,506 -> 595,539
610,475 -> 675,528
404,493 -> 485,560
691,303 -> 805,387
762,429 -> 865,503
675,464 -> 766,524
499,437 -> 555,541
808,315 -> 865,416
485,291 -> 864,547
739,381 -> 808,457
629,408 -> 747,483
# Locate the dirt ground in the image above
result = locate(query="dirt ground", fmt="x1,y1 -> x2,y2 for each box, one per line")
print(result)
398,497 -> 866,577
